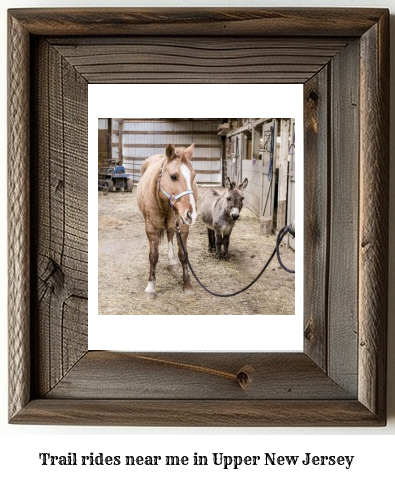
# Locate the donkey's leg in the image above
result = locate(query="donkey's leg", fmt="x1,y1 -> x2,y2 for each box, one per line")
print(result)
176,227 -> 193,294
222,232 -> 231,260
215,229 -> 224,259
207,228 -> 215,253
166,229 -> 178,270
144,224 -> 160,297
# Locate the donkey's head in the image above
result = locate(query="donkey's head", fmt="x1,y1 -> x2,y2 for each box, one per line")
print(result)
224,177 -> 248,220
160,143 -> 197,225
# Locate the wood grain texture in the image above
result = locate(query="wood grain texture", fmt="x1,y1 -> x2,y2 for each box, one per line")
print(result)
7,7 -> 389,426
11,399 -> 383,427
8,7 -> 387,37
49,37 -> 350,84
46,351 -> 353,400
359,12 -> 389,420
8,13 -> 31,421
327,39 -> 359,396
30,39 -> 88,398
303,67 -> 330,371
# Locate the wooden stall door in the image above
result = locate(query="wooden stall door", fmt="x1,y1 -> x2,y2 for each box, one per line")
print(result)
287,119 -> 296,250
260,119 -> 277,233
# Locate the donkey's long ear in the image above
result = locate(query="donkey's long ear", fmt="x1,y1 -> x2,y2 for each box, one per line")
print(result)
165,144 -> 176,161
225,177 -> 234,190
183,143 -> 195,161
239,178 -> 248,190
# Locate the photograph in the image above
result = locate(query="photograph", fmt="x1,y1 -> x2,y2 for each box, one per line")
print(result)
97,118 -> 296,316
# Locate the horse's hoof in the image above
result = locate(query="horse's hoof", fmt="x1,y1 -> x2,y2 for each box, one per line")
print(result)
183,285 -> 194,295
145,292 -> 156,300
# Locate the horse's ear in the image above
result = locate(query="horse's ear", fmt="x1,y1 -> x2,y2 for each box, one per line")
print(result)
225,177 -> 234,190
165,144 -> 176,161
239,178 -> 248,190
183,143 -> 195,161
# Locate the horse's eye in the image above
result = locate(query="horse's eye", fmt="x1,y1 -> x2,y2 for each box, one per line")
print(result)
227,197 -> 232,202
170,174 -> 177,181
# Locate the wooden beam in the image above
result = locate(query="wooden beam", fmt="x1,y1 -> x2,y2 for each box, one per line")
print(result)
277,119 -> 291,231
122,143 -> 221,149
122,130 -> 220,135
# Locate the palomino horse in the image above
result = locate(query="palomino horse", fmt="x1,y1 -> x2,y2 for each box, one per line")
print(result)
137,144 -> 197,297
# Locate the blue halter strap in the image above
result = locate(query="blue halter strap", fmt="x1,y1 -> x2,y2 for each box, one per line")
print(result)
157,161 -> 194,208
160,189 -> 195,208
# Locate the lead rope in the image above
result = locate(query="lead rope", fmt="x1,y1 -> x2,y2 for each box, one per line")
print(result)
173,211 -> 295,298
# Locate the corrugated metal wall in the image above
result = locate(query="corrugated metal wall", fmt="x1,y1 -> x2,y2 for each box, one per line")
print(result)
120,119 -> 222,184
98,118 -> 108,130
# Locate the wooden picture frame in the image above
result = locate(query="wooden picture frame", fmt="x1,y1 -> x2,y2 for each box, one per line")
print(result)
8,8 -> 389,426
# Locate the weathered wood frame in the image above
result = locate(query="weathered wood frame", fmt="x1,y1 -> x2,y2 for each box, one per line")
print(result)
8,8 -> 389,426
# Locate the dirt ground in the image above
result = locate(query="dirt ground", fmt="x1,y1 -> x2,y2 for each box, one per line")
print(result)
98,186 -> 295,315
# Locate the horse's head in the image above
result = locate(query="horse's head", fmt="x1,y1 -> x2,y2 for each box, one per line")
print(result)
160,143 -> 197,225
224,177 -> 248,220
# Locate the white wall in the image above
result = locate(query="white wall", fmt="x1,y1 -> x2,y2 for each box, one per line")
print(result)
1,0 -> 395,474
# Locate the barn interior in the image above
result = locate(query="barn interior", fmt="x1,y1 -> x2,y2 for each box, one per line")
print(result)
97,118 -> 296,315
98,118 -> 295,245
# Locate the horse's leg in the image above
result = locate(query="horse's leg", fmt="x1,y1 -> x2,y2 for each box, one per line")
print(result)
167,229 -> 178,270
176,227 -> 193,294
222,232 -> 231,260
215,228 -> 224,259
144,224 -> 160,298
207,228 -> 215,253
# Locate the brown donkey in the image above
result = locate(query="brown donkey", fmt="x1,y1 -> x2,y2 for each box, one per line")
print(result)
137,144 -> 197,298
